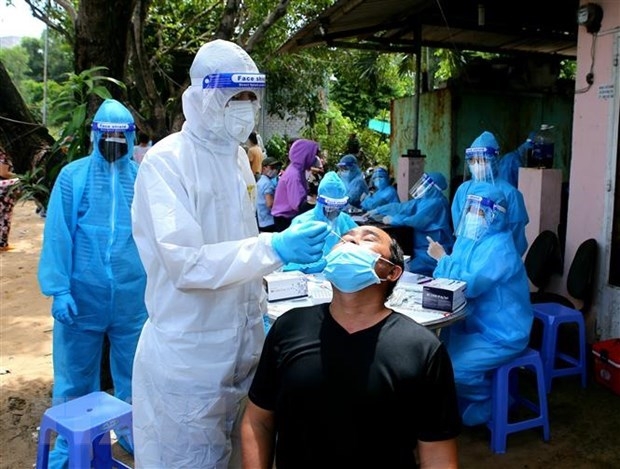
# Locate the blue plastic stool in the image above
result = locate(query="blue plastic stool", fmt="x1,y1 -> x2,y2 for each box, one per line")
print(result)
532,302 -> 587,392
36,391 -> 133,469
487,348 -> 550,454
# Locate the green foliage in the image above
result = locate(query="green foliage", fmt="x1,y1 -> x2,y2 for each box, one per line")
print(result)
0,45 -> 31,92
265,134 -> 288,162
15,66 -> 126,210
328,51 -> 413,127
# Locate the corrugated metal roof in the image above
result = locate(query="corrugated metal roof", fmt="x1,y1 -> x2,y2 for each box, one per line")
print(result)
280,0 -> 579,57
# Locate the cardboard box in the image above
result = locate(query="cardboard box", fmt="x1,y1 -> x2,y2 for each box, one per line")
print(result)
263,271 -> 308,302
592,338 -> 620,395
422,278 -> 467,312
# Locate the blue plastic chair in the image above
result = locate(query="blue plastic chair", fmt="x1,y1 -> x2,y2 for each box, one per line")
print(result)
487,348 -> 550,454
532,302 -> 588,392
36,391 -> 133,469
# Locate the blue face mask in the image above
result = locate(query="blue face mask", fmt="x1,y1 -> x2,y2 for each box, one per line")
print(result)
323,242 -> 384,293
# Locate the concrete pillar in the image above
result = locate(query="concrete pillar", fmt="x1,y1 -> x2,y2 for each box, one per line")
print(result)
518,168 -> 563,250
396,156 -> 425,201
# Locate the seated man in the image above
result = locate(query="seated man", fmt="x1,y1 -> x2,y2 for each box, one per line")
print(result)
242,225 -> 461,469
283,171 -> 357,273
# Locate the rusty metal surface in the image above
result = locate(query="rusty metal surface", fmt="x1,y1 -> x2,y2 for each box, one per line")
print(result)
281,0 -> 579,58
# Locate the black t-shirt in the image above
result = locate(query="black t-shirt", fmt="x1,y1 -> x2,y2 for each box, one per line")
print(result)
248,303 -> 461,469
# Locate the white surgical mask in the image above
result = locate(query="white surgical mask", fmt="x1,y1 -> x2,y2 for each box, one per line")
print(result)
224,101 -> 256,143
468,162 -> 485,181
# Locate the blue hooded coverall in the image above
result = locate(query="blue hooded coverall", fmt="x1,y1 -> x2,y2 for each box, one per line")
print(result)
38,99 -> 147,467
337,154 -> 369,209
368,171 -> 454,277
361,167 -> 400,211
283,171 -> 358,274
434,181 -> 533,426
452,131 -> 530,256
497,131 -> 536,188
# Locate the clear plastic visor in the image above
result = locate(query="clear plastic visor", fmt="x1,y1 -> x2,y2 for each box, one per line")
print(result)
318,194 -> 349,211
409,173 -> 436,199
193,72 -> 265,115
455,194 -> 506,240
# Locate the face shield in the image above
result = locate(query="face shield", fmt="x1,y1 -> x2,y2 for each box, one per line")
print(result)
92,121 -> 136,163
409,173 -> 437,199
371,169 -> 390,190
317,194 -> 349,222
196,72 -> 266,142
465,146 -> 498,183
455,194 -> 506,241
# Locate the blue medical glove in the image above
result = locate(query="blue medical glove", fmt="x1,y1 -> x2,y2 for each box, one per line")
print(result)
382,216 -> 393,225
52,293 -> 78,325
272,221 -> 330,264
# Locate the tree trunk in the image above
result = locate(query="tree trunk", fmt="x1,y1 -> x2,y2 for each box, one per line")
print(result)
74,0 -> 137,112
0,61 -> 55,174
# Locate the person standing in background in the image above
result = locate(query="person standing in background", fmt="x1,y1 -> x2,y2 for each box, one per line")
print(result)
130,39 -> 329,468
256,157 -> 283,232
38,99 -> 147,466
271,139 -> 322,231
247,131 -> 264,180
0,144 -> 19,251
132,131 -> 151,164
451,131 -> 529,256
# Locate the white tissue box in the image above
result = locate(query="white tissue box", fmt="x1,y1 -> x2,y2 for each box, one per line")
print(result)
422,278 -> 467,312
263,271 -> 308,302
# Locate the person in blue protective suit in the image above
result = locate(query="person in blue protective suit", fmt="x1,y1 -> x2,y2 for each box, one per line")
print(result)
130,39 -> 330,468
365,171 -> 454,277
337,154 -> 369,210
360,166 -> 400,211
427,181 -> 533,427
283,171 -> 358,274
37,98 -> 148,466
451,131 -> 529,256
497,131 -> 536,188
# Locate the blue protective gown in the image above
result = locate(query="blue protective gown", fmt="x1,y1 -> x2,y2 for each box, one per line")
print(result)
340,165 -> 369,209
38,100 -> 147,467
452,178 -> 529,256
498,137 -> 534,188
361,170 -> 400,211
283,172 -> 358,273
372,188 -> 454,277
434,187 -> 532,427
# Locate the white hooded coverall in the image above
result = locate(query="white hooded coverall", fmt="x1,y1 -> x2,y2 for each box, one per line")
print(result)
131,40 -> 282,468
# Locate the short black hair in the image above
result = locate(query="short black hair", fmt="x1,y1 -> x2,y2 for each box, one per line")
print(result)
248,132 -> 258,145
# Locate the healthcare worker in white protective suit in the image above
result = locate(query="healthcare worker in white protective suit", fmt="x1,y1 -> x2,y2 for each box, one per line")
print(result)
130,39 -> 330,468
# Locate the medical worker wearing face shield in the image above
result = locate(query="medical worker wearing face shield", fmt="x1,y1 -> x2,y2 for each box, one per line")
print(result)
130,40 -> 329,468
337,154 -> 369,210
428,182 -> 533,427
38,99 -> 147,467
366,172 -> 454,277
497,130 -> 536,188
451,131 -> 529,256
360,166 -> 400,211
282,171 -> 358,274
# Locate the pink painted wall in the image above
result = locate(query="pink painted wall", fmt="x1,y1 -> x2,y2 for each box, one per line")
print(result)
566,1 -> 619,330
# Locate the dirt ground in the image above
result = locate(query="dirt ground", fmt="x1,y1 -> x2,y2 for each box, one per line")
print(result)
1,201 -> 620,468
